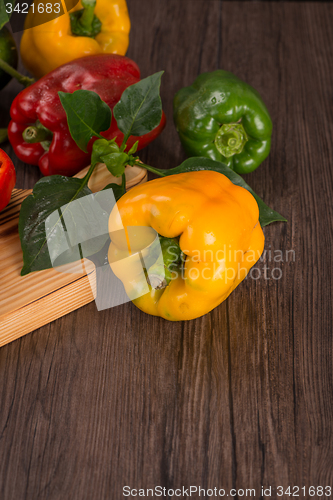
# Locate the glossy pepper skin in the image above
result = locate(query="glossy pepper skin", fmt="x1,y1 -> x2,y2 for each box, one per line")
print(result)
8,54 -> 166,177
20,0 -> 130,79
108,170 -> 265,321
0,149 -> 16,212
173,71 -> 273,174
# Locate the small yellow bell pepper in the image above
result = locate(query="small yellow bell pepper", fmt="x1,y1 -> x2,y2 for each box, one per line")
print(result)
20,0 -> 130,79
108,171 -> 265,321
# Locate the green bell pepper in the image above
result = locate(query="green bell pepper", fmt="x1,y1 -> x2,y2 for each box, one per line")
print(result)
173,70 -> 273,174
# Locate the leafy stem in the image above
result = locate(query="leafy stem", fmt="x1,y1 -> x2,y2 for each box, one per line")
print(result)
133,160 -> 167,177
121,172 -> 126,191
81,161 -> 97,187
119,133 -> 130,153
0,57 -> 35,87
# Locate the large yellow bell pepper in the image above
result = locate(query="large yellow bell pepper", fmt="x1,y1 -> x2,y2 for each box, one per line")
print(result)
108,171 -> 265,321
20,0 -> 130,79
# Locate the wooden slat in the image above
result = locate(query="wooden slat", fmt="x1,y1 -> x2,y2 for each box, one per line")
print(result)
0,163 -> 147,346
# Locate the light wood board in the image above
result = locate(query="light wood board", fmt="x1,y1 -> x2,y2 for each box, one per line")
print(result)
0,163 -> 147,347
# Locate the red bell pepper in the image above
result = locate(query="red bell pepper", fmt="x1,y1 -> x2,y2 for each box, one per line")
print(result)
0,149 -> 16,211
8,54 -> 166,177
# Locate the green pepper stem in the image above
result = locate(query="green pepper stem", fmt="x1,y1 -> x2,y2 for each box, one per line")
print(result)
147,237 -> 182,289
22,124 -> 53,143
79,0 -> 96,30
0,58 -> 35,87
70,0 -> 102,38
0,128 -> 8,144
215,122 -> 248,158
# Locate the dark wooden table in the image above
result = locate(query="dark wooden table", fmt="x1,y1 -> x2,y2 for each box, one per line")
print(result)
1,2 -> 333,499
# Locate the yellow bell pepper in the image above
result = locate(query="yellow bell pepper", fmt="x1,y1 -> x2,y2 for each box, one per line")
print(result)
108,170 -> 265,321
20,0 -> 130,79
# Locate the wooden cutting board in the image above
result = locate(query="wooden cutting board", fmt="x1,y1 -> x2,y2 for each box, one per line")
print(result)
0,163 -> 147,347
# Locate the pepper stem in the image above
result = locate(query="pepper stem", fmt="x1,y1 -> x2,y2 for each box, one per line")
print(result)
22,121 -> 53,143
80,0 -> 97,29
215,122 -> 248,158
0,128 -> 8,144
70,0 -> 102,38
0,58 -> 35,87
147,237 -> 183,289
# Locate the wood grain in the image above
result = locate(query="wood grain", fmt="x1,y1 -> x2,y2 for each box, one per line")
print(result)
0,2 -> 332,499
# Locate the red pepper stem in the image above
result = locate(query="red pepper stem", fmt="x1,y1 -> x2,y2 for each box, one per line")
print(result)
0,58 -> 35,87
22,125 -> 53,144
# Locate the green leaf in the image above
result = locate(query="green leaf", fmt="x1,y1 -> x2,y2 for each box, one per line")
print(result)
19,176 -> 109,275
94,179 -> 126,216
128,140 -> 139,155
58,90 -> 111,152
0,0 -> 15,29
101,152 -> 129,177
102,182 -> 126,201
113,71 -> 163,141
145,157 -> 287,227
